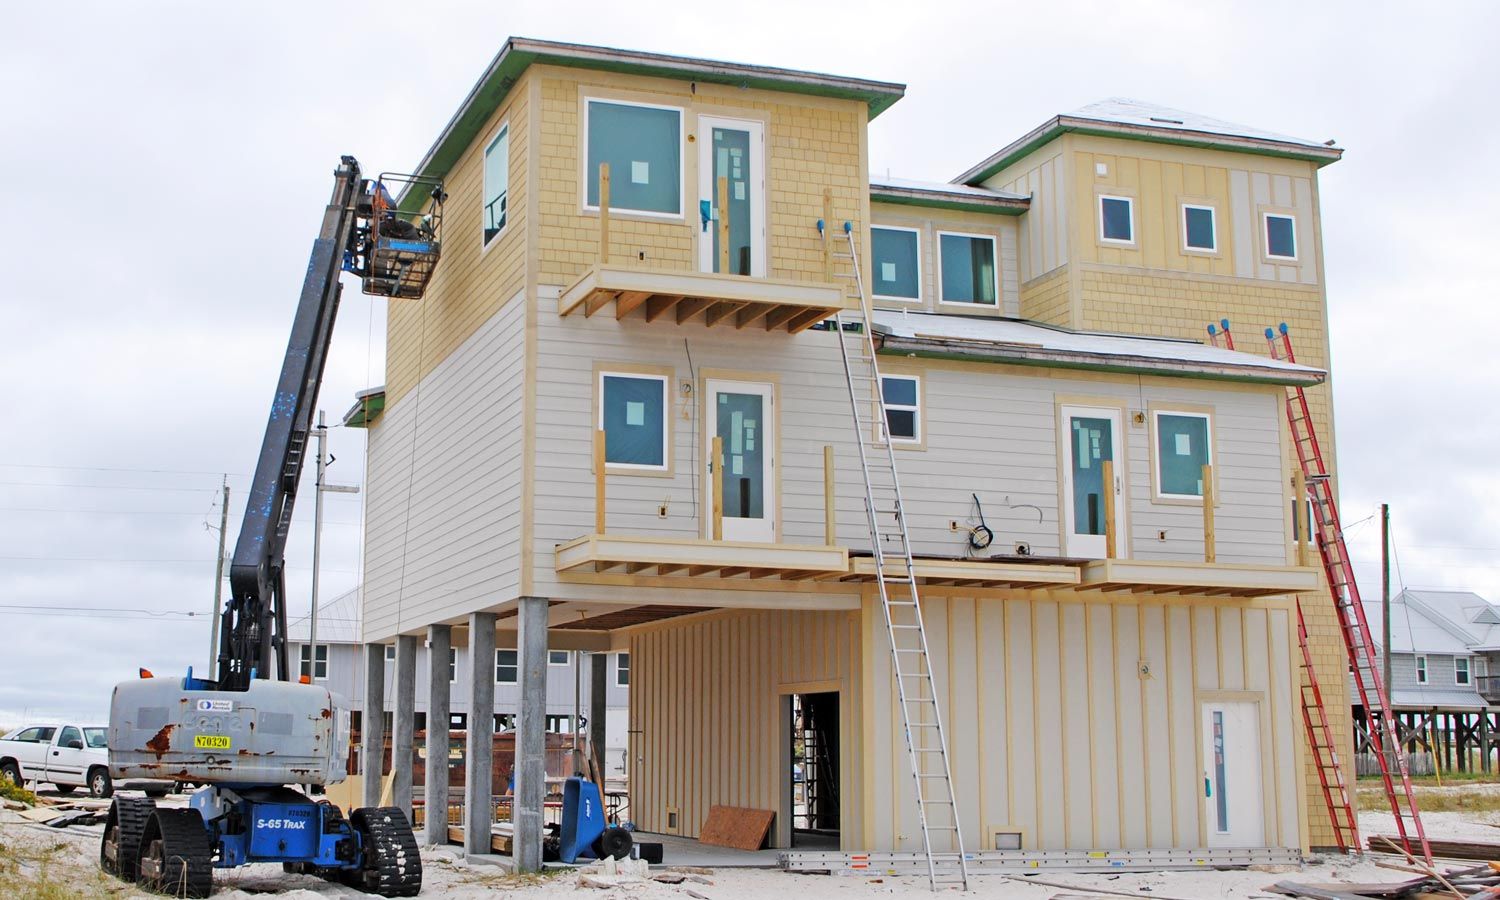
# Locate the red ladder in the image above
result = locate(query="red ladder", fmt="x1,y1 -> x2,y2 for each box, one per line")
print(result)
1267,322 -> 1430,863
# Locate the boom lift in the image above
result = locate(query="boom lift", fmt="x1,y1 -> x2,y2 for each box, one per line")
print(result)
99,156 -> 444,898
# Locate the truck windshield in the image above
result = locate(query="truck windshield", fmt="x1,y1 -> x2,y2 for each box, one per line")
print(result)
84,728 -> 108,749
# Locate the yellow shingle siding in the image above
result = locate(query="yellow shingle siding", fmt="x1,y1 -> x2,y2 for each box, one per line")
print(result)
385,71 -> 532,408
1019,266 -> 1071,326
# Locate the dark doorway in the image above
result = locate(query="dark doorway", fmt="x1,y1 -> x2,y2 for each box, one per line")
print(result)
791,692 -> 840,847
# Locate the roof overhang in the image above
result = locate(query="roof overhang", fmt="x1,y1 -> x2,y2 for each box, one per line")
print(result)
870,182 -> 1030,216
342,386 -> 386,429
955,114 -> 1345,186
400,37 -> 905,213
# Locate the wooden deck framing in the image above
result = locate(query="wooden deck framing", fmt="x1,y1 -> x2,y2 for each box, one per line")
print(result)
1072,557 -> 1321,598
554,533 -> 849,581
558,263 -> 850,333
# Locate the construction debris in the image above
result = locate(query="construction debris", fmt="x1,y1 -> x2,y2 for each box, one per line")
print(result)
1368,835 -> 1500,863
1269,862 -> 1500,899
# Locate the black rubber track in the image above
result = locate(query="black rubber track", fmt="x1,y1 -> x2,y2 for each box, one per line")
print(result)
99,795 -> 156,884
346,807 -> 423,897
137,807 -> 214,898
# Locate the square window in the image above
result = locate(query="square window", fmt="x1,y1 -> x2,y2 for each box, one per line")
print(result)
1099,195 -> 1134,243
1264,214 -> 1297,260
871,226 -> 921,301
384,645 -> 395,663
1457,657 -> 1471,686
585,100 -> 682,216
495,649 -> 517,684
483,124 -> 509,244
549,650 -> 571,666
299,644 -> 329,680
616,652 -> 631,687
937,233 -> 997,306
1416,656 -> 1428,684
1183,205 -> 1216,251
880,375 -> 921,444
600,373 -> 668,470
1154,411 -> 1212,498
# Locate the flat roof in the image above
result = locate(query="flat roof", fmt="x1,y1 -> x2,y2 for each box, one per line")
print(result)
399,37 -> 905,212
872,310 -> 1326,386
870,176 -> 1030,216
956,97 -> 1344,186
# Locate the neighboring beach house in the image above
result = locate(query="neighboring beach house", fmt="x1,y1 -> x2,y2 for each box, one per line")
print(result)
346,37 -> 1350,865
1364,589 -> 1499,711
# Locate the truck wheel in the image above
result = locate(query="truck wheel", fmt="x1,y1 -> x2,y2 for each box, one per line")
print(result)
100,796 -> 156,883
137,808 -> 213,898
0,761 -> 21,787
89,767 -> 113,799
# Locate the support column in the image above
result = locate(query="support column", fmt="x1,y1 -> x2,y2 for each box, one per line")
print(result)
514,597 -> 549,873
464,613 -> 496,857
589,652 -> 608,782
361,643 -> 386,810
424,624 -> 452,845
392,634 -> 417,816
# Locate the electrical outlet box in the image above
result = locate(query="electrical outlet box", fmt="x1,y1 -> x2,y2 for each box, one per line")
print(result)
949,520 -> 960,532
1138,659 -> 1152,679
1157,530 -> 1167,542
658,504 -> 669,518
1014,541 -> 1031,556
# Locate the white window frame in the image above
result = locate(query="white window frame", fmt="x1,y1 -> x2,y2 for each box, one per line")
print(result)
1098,194 -> 1136,246
1263,213 -> 1298,261
1415,655 -> 1428,684
481,121 -> 510,249
299,643 -> 329,681
1477,657 -> 1490,678
495,649 -> 518,685
384,645 -> 395,664
549,649 -> 571,667
870,224 -> 923,304
1456,656 -> 1471,686
581,97 -> 685,220
1151,409 -> 1214,501
879,374 -> 922,445
616,652 -> 630,687
1181,203 -> 1217,253
598,371 -> 670,473
935,230 -> 1000,308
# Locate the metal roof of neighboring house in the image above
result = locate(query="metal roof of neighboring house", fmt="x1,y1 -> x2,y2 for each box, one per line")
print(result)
1388,687 -> 1490,711
954,97 -> 1344,186
870,177 -> 1030,216
398,37 -> 905,213
288,585 -> 361,645
1364,588 -> 1500,654
871,310 -> 1326,386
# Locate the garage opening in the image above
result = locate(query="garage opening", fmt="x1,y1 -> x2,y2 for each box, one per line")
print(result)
791,692 -> 839,848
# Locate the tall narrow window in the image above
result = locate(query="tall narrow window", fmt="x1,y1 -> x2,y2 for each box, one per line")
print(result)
448,647 -> 457,683
937,232 -> 997,306
1182,204 -> 1216,252
880,375 -> 921,444
1415,655 -> 1428,684
616,652 -> 631,687
1099,195 -> 1135,244
1456,657 -> 1471,686
1264,213 -> 1298,260
599,372 -> 669,471
495,649 -> 518,684
585,99 -> 682,216
871,226 -> 921,302
1153,410 -> 1213,499
483,124 -> 509,244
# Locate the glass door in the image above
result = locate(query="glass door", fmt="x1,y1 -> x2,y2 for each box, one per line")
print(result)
697,116 -> 765,277
705,379 -> 774,542
1059,406 -> 1127,558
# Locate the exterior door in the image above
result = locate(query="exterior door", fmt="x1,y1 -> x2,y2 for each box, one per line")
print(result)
705,379 -> 774,542
46,726 -> 88,783
697,116 -> 765,277
1201,700 -> 1265,847
1060,406 -> 1127,558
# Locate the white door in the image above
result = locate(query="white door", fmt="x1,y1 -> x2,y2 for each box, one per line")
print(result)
46,725 -> 89,784
705,379 -> 775,542
697,116 -> 765,277
1201,700 -> 1265,847
1059,406 -> 1127,558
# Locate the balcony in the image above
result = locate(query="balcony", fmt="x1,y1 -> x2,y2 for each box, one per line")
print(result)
558,263 -> 850,333
1477,676 -> 1500,705
1071,558 -> 1322,599
555,533 -> 849,582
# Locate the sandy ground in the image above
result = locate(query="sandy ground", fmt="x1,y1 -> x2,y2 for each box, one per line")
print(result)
4,787 -> 1497,899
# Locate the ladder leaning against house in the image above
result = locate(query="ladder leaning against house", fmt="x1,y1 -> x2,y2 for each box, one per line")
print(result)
821,210 -> 970,891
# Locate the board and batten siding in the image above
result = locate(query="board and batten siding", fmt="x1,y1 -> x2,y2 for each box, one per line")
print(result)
362,291 -> 527,641
988,148 -> 1069,283
627,608 -> 863,846
862,592 -> 1304,852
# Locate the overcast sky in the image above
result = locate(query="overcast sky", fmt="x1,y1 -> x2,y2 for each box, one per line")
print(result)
1,1 -> 1496,727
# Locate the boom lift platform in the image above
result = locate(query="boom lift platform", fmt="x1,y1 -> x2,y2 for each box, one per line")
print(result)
100,157 -> 443,898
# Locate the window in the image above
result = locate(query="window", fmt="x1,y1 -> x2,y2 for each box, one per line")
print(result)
483,124 -> 509,244
1182,204 -> 1216,252
1416,655 -> 1428,684
12,727 -> 48,743
880,375 -> 921,444
384,645 -> 395,664
1098,195 -> 1135,244
495,649 -> 517,684
1264,213 -> 1297,260
549,650 -> 571,667
1153,410 -> 1213,499
871,226 -> 921,302
546,715 -> 572,733
937,232 -> 997,306
584,99 -> 682,216
449,712 -> 467,730
58,726 -> 82,749
448,647 -> 457,684
83,727 -> 108,749
616,652 -> 631,687
299,644 -> 329,680
1456,657 -> 1471,686
599,372 -> 669,471
1478,658 -> 1490,678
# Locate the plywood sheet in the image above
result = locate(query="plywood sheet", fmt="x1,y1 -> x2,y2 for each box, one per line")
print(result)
698,805 -> 774,851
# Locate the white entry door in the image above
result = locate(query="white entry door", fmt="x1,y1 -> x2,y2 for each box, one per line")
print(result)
1201,700 -> 1265,847
697,116 -> 765,277
705,379 -> 775,542
1059,406 -> 1128,558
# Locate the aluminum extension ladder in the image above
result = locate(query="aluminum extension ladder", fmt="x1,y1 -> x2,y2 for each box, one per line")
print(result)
823,219 -> 970,890
1266,322 -> 1431,863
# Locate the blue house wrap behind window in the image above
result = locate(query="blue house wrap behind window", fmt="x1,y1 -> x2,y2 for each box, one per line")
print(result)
602,374 -> 667,468
586,100 -> 681,215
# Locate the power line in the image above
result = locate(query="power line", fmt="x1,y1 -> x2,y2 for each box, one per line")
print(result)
0,506 -> 361,524
0,603 -> 201,616
0,556 -> 355,572
0,480 -> 362,497
0,463 -> 252,478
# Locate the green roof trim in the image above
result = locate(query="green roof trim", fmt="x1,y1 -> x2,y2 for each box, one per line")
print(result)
871,189 -> 1028,217
399,38 -> 905,214
342,389 -> 386,429
878,344 -> 1318,386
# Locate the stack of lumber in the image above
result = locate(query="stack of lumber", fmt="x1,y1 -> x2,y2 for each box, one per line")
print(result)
1269,862 -> 1500,899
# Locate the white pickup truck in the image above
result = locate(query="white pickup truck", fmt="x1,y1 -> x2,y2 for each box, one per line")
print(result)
0,723 -> 169,798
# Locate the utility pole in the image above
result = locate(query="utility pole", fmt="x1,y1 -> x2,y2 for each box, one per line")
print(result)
208,477 -> 230,673
310,410 -> 360,673
1382,503 -> 1393,697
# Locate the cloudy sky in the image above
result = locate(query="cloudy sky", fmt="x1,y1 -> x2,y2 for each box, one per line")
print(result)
1,1 -> 1496,726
